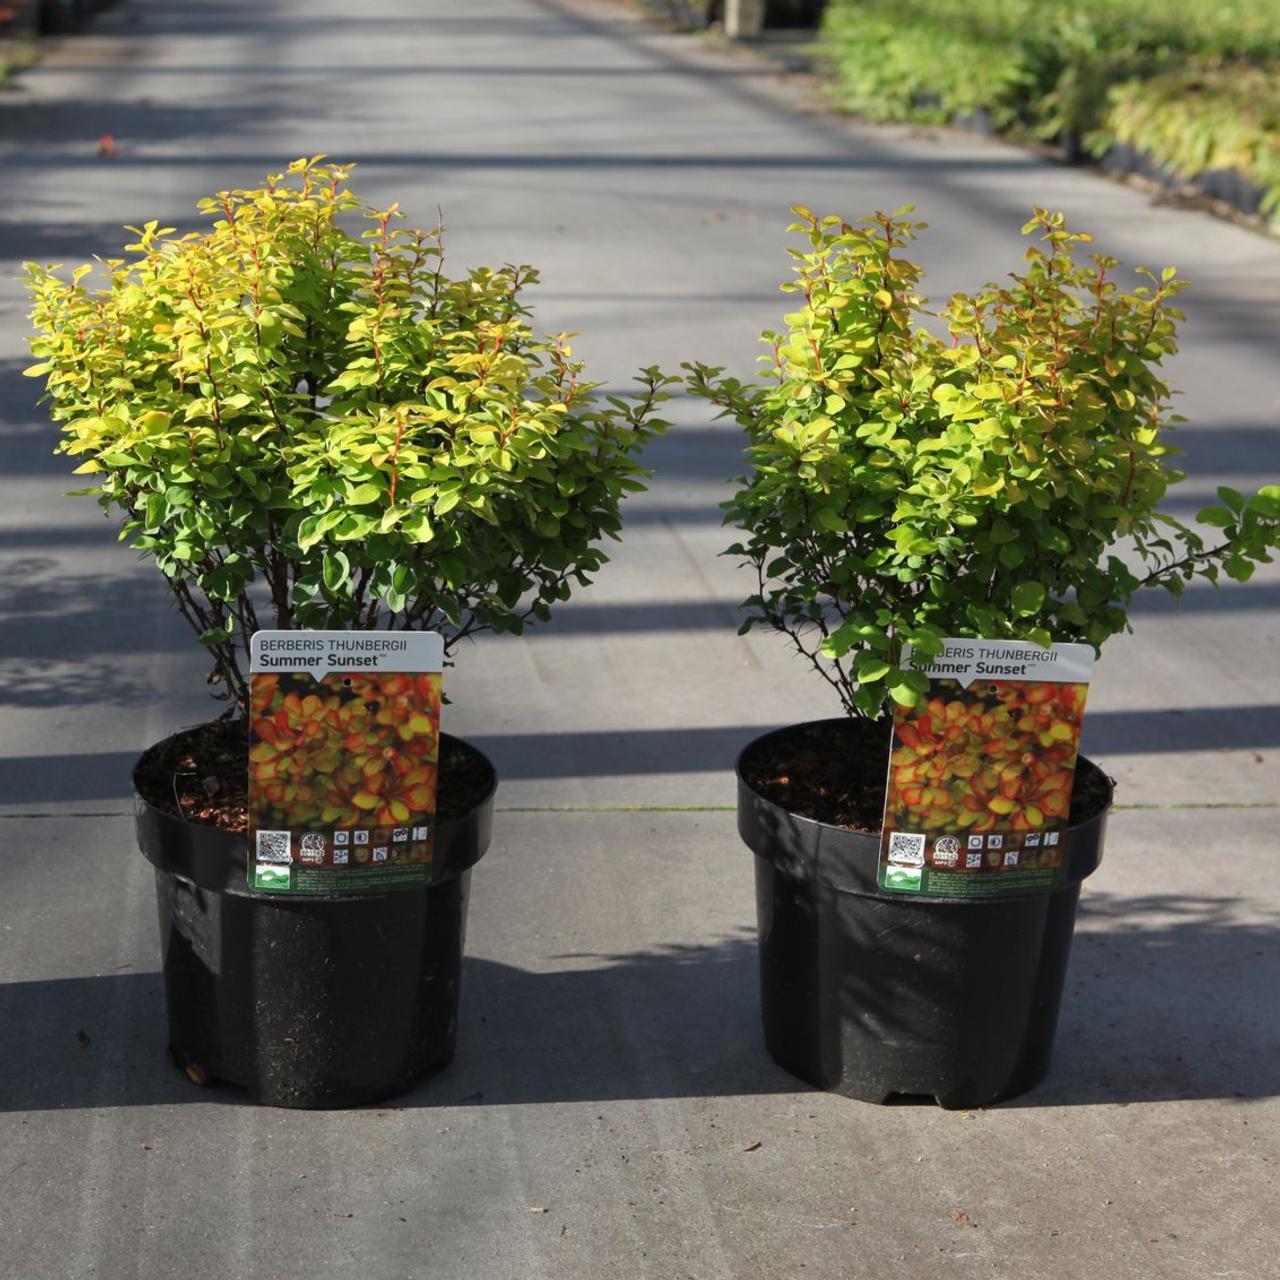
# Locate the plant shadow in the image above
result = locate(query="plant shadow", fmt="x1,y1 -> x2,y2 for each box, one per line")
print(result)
0,554 -> 191,708
1011,890 -> 1280,1107
417,935 -> 787,1107
0,934 -> 792,1112
1,893 -> 1276,1113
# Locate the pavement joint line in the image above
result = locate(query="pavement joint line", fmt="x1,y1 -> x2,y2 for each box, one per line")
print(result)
495,801 -> 1280,814
497,804 -> 738,813
0,810 -> 133,819
1113,801 -> 1280,812
0,802 -> 1273,821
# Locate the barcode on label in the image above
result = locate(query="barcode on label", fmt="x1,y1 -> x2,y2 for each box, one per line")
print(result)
887,831 -> 927,865
255,830 -> 293,863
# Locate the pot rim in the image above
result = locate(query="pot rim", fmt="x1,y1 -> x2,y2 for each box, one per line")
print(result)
735,715 -> 1114,833
133,722 -> 497,896
735,716 -> 1113,901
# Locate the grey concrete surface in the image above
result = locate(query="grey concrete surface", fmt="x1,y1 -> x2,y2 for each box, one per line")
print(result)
2,811 -> 1277,1279
0,0 -> 1277,1276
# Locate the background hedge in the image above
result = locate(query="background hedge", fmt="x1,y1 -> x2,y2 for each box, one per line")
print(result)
820,0 -> 1280,220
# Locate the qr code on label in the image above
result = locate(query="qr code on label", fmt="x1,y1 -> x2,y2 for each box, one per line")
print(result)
887,832 -> 927,866
255,830 -> 293,864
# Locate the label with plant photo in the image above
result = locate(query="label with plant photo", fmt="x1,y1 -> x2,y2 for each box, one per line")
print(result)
878,639 -> 1094,898
247,630 -> 443,895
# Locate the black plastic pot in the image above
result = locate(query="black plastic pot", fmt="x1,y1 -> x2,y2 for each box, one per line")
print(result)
737,719 -> 1112,1109
135,730 -> 496,1109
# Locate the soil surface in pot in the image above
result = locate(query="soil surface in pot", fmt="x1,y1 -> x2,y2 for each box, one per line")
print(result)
741,718 -> 1112,832
135,718 -> 494,834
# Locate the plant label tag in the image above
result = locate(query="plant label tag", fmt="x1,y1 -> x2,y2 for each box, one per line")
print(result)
877,639 -> 1095,898
247,630 -> 443,895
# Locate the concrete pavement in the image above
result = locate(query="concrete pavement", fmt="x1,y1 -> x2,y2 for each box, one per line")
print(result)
1,1 -> 1277,1276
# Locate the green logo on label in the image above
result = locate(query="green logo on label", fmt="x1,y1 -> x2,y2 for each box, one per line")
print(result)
254,863 -> 291,890
884,865 -> 924,892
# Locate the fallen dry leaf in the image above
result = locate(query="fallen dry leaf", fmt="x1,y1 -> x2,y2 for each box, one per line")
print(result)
951,1209 -> 977,1228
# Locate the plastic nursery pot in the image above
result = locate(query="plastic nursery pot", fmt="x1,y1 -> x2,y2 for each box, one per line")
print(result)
737,718 -> 1112,1110
134,729 -> 496,1109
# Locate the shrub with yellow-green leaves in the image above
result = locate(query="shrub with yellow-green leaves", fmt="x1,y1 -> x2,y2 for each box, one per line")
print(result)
686,207 -> 1280,718
26,158 -> 671,712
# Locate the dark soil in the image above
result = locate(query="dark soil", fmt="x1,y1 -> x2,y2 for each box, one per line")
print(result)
740,717 -> 1114,832
134,718 -> 495,833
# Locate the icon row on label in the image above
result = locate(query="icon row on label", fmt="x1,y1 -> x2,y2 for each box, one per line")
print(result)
332,826 -> 430,846
278,825 -> 436,868
937,846 -> 1029,870
965,830 -> 1060,851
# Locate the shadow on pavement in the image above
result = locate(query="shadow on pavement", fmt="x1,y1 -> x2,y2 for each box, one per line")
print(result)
463,708 -> 1280,783
1079,705 -> 1280,755
423,935 -> 794,1107
92,4 -> 594,38
0,659 -> 156,711
0,970 -> 197,1111
0,936 -> 785,1112
1008,891 -> 1280,1107
0,750 -> 140,802
66,63 -> 786,81
522,593 -> 1280,640
3,701 -> 1278,805
2,901 -> 1276,1112
1,149 -> 1042,174
0,218 -> 191,269
0,358 -> 52,439
0,558 -> 186,710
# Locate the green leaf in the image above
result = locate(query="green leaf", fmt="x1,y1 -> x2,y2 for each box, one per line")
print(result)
296,514 -> 325,551
322,550 -> 350,593
1011,582 -> 1046,616
1195,506 -> 1235,529
887,669 -> 921,708
144,492 -> 166,529
1246,490 -> 1280,519
855,655 -> 891,683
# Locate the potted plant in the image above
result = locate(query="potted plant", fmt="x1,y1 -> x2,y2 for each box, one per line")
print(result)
685,206 -> 1280,1108
25,156 -> 671,1108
